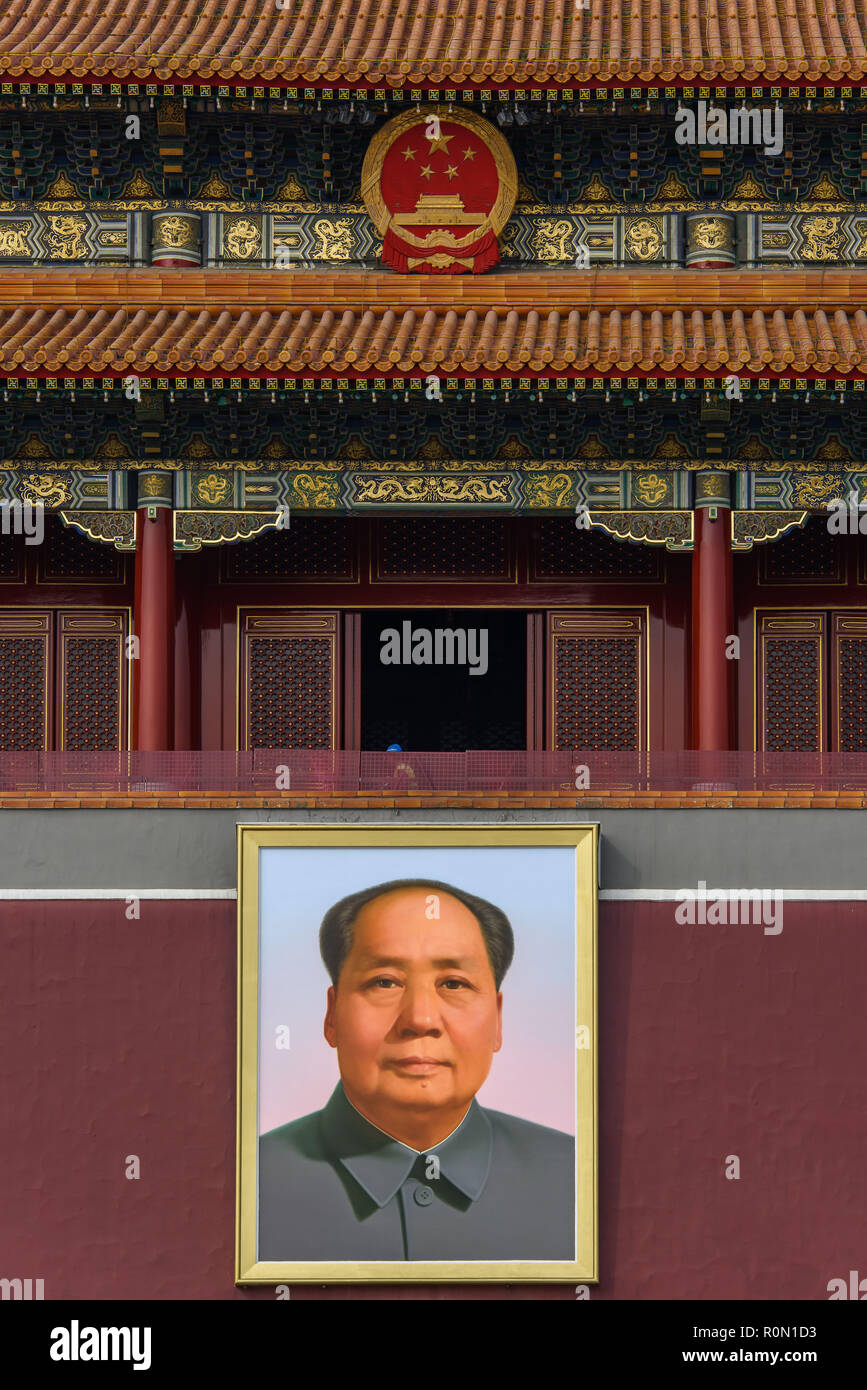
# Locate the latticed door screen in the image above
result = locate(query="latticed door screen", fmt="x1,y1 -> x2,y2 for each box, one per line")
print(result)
0,609 -> 128,751
373,519 -> 513,581
547,611 -> 647,750
58,612 -> 128,751
0,612 -> 52,750
222,519 -> 357,582
239,611 -> 340,749
756,614 -> 827,751
831,614 -> 867,752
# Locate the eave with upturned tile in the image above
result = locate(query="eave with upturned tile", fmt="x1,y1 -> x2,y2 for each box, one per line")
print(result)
1,0 -> 867,90
0,269 -> 865,379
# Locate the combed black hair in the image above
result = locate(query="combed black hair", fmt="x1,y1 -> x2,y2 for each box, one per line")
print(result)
319,878 -> 515,990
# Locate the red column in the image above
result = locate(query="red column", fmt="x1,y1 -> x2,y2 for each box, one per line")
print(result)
174,554 -> 204,751
174,585 -> 193,751
692,492 -> 734,750
134,496 -> 175,750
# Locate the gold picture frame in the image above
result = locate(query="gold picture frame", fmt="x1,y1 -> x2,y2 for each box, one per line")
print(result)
236,822 -> 598,1283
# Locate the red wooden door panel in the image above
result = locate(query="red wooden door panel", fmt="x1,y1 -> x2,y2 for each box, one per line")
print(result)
546,609 -> 647,750
756,612 -> 827,752
0,610 -> 52,750
239,610 -> 341,750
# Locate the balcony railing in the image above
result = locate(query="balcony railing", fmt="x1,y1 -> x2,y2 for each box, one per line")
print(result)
1,750 -> 866,795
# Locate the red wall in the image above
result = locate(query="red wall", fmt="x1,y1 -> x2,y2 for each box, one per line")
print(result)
1,898 -> 864,1299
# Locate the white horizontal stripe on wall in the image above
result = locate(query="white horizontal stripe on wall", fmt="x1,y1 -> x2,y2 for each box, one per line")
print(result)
599,889 -> 867,901
0,889 -> 238,900
0,888 -> 865,901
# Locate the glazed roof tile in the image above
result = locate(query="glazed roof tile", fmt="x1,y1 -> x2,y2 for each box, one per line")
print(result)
0,270 -> 864,375
1,0 -> 867,87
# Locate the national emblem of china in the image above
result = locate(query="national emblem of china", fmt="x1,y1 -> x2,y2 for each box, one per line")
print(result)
360,109 -> 518,275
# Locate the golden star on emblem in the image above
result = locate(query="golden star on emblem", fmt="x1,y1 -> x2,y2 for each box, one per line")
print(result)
445,164 -> 459,181
426,131 -> 454,154
463,146 -> 476,161
402,146 -> 417,161
420,164 -> 434,180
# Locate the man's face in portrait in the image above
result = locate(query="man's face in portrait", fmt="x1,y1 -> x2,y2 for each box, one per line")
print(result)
324,887 -> 503,1145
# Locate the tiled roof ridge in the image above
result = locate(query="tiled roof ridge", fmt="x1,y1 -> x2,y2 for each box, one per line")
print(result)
1,0 -> 867,87
0,268 -> 864,311
0,271 -> 865,373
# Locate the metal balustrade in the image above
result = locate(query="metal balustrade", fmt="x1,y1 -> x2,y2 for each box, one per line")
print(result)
1,750 -> 866,794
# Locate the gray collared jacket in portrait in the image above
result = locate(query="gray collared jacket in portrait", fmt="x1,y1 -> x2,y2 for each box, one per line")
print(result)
258,1082 -> 575,1261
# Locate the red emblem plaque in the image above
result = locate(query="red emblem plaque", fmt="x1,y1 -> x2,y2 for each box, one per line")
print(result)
361,109 -> 518,275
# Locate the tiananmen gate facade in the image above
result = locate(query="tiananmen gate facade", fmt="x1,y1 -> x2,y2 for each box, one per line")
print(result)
0,1 -> 865,1315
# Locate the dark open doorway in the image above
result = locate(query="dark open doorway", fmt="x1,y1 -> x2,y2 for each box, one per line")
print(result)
360,609 -> 526,751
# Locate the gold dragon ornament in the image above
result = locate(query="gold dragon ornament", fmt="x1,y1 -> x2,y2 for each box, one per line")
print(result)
224,217 -> 262,260
690,218 -> 729,250
18,474 -> 71,507
44,215 -> 88,259
313,219 -> 354,260
0,220 -> 32,257
801,216 -> 844,261
625,218 -> 664,260
155,215 -> 196,248
195,473 -> 232,504
533,220 -> 575,261
634,473 -> 670,506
